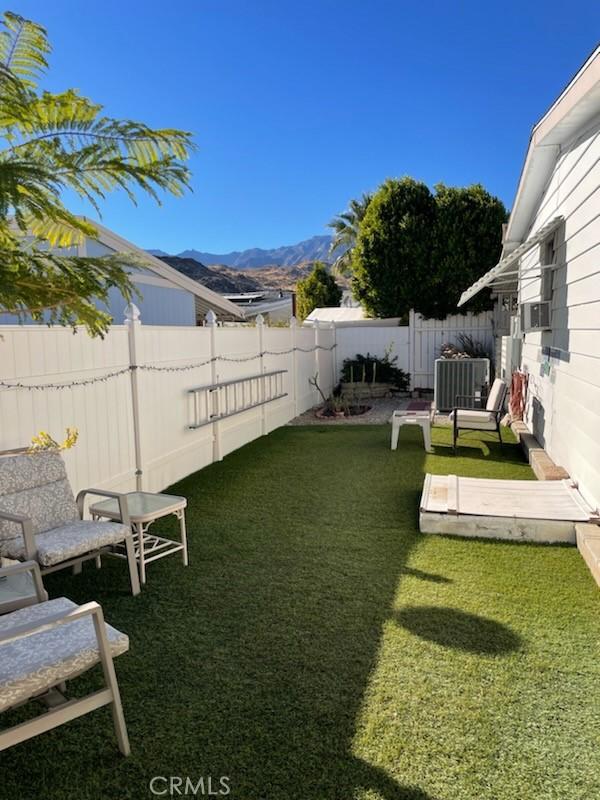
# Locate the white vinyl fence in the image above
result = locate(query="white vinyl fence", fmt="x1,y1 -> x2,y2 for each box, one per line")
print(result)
332,309 -> 495,390
0,309 -> 335,496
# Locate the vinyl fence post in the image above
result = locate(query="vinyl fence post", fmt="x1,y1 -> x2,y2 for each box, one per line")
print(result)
289,315 -> 299,417
256,314 -> 266,436
205,310 -> 222,462
408,308 -> 415,393
125,303 -> 144,491
314,320 -> 322,401
329,321 -> 337,395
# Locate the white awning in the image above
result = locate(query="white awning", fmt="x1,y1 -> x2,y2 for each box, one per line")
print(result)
457,216 -> 564,307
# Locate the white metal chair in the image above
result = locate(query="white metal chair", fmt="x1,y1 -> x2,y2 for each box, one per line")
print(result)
0,450 -> 140,595
450,378 -> 508,453
0,561 -> 130,754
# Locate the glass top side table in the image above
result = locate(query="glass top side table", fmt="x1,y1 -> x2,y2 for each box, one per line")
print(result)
89,491 -> 188,586
0,560 -> 46,615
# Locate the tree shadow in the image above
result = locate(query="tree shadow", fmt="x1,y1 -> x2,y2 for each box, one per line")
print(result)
395,606 -> 523,655
401,567 -> 452,584
3,425 -> 439,800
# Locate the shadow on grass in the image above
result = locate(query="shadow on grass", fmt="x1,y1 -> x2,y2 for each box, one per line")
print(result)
401,567 -> 452,584
395,606 -> 523,655
3,425 -> 438,800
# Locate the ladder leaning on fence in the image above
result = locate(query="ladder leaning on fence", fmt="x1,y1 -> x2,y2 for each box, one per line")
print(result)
188,370 -> 288,429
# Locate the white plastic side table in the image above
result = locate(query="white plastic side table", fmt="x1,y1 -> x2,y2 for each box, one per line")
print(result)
391,410 -> 433,453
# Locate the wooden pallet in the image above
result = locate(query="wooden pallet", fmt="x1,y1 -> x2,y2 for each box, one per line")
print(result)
419,474 -> 599,544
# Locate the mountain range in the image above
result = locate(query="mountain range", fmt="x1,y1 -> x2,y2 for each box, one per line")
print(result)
148,234 -> 335,268
158,256 -> 314,293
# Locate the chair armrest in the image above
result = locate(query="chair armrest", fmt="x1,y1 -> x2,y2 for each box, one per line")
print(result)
0,509 -> 38,560
76,489 -> 131,528
0,560 -> 47,604
0,600 -> 103,646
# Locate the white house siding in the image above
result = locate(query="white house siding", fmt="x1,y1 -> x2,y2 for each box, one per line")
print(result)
103,281 -> 196,326
519,116 -> 600,508
87,239 -> 197,326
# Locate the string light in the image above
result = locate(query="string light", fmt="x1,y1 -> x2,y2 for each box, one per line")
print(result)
0,345 -> 337,390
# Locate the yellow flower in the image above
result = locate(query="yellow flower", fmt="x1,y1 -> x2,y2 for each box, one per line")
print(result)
28,427 -> 79,452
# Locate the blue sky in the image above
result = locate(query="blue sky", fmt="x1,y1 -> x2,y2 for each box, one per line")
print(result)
13,0 -> 600,253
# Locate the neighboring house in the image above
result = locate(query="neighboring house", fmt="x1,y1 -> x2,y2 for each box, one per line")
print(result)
1,220 -> 244,327
459,45 -> 600,508
225,292 -> 294,324
304,307 -> 402,326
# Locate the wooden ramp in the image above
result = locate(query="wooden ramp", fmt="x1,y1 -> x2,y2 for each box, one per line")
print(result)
419,474 -> 599,544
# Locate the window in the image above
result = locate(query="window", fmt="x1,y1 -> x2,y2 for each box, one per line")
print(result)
540,231 -> 557,302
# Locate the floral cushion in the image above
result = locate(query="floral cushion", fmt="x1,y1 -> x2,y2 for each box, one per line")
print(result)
0,597 -> 128,712
0,520 -> 130,566
0,451 -> 68,494
0,452 -> 79,541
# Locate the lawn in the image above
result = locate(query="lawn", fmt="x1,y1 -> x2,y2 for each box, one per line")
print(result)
2,424 -> 600,800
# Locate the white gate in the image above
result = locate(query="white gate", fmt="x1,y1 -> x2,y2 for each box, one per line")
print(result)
408,310 -> 494,390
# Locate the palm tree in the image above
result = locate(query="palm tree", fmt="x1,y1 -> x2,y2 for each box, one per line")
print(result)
327,192 -> 372,276
0,11 -> 194,336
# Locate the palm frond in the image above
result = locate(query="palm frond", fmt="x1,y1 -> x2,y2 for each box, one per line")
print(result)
0,12 -> 49,89
0,243 -> 140,337
0,10 -> 195,336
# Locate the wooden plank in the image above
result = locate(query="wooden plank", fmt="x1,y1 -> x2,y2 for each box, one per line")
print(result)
447,474 -> 458,514
420,474 -> 594,522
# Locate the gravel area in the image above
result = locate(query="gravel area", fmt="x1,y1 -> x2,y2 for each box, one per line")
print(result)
288,397 -> 410,426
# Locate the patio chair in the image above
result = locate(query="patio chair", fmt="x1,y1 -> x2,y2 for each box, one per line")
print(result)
450,378 -> 508,453
0,561 -> 130,754
0,450 -> 140,595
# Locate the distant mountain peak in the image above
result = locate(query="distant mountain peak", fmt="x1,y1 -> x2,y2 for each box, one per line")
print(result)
150,234 -> 335,269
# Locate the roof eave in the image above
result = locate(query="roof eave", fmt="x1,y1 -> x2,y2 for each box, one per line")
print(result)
503,45 -> 600,251
82,218 -> 245,321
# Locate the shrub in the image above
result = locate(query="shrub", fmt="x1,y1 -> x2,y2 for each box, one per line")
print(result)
296,262 -> 342,321
439,333 -> 493,361
341,352 -> 409,391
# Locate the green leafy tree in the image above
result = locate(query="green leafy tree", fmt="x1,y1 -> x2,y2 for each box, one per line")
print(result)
351,178 -> 506,320
0,11 -> 194,336
296,261 -> 342,321
351,177 -> 436,319
424,183 -> 507,318
327,192 -> 372,276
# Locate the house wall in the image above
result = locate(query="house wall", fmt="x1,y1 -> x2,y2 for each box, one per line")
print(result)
0,238 -> 197,328
104,281 -> 196,326
87,239 -> 197,326
519,115 -> 600,508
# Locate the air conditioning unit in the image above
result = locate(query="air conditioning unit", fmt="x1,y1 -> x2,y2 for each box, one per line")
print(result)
520,301 -> 551,332
434,358 -> 490,413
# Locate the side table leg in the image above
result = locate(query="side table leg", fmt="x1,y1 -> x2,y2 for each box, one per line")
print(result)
178,509 -> 189,567
391,419 -> 400,451
422,420 -> 433,453
137,522 -> 147,585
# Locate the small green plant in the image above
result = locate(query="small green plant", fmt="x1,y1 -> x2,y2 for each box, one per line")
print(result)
341,351 -> 409,391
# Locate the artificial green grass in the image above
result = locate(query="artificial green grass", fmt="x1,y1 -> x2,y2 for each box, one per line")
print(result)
2,425 -> 600,800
